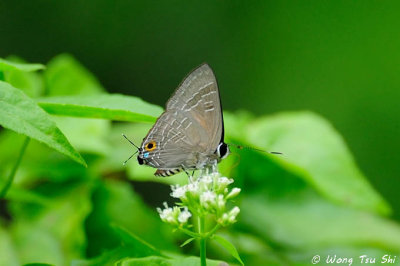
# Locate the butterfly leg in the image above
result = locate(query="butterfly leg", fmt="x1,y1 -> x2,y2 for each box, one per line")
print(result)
180,165 -> 193,181
210,160 -> 218,174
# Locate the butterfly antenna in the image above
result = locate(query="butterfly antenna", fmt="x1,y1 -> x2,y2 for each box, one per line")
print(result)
123,150 -> 139,165
122,134 -> 141,166
228,143 -> 283,155
122,133 -> 140,150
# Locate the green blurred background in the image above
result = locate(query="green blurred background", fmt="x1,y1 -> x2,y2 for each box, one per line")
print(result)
1,0 -> 399,222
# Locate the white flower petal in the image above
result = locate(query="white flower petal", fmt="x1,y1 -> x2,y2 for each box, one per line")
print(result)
178,207 -> 192,223
218,177 -> 234,186
170,184 -> 187,198
200,191 -> 216,203
201,175 -> 213,184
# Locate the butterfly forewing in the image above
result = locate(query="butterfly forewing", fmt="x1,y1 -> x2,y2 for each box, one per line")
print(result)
166,64 -> 223,150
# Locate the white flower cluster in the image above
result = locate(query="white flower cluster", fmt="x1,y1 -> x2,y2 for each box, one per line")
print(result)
157,202 -> 192,225
157,172 -> 241,227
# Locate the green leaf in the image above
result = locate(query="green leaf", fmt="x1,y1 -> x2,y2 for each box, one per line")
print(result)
223,111 -> 255,142
116,256 -> 226,266
96,123 -> 149,173
34,183 -> 92,262
213,235 -> 244,265
84,179 -> 177,258
11,223 -> 64,266
0,81 -> 86,167
111,225 -> 164,258
244,111 -> 390,215
74,252 -> 226,266
71,246 -> 135,266
230,125 -> 400,264
50,116 -> 111,155
37,94 -> 163,123
0,227 -> 19,266
5,138 -> 90,184
44,54 -> 104,96
0,131 -> 91,184
210,232 -> 284,265
0,58 -> 44,72
75,222 -> 170,266
3,181 -> 92,266
6,187 -> 52,206
2,56 -> 44,98
180,238 -> 195,247
23,262 -> 55,266
240,191 -> 400,253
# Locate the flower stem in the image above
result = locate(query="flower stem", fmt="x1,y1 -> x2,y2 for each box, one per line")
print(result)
178,227 -> 199,238
205,223 -> 221,238
198,215 -> 207,266
0,137 -> 30,198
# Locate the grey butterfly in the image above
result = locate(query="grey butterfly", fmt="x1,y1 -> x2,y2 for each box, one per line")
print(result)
137,63 -> 229,177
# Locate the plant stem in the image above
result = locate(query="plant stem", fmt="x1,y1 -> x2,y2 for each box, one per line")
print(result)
0,137 -> 30,198
178,227 -> 200,238
205,223 -> 221,238
198,215 -> 207,266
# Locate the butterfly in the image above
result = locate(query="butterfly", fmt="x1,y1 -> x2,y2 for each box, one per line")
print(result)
135,63 -> 229,177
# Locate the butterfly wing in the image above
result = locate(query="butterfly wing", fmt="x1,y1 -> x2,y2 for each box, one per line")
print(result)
166,63 -> 224,151
141,111 -> 200,169
140,64 -> 224,171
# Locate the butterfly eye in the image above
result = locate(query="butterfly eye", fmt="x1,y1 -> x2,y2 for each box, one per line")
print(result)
144,141 -> 157,152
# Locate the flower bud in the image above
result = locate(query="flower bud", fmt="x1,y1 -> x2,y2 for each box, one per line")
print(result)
228,206 -> 240,223
226,188 -> 241,199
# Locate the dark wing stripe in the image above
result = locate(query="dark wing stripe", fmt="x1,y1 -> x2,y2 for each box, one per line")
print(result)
154,168 -> 182,177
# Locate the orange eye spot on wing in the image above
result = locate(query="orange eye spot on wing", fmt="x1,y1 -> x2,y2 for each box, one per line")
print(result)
145,141 -> 157,152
